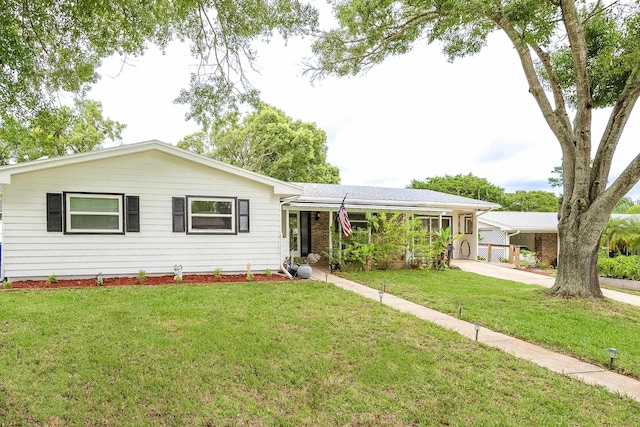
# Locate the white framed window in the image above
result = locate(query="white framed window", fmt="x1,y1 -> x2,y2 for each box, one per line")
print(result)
418,216 -> 452,233
65,193 -> 124,233
464,216 -> 473,234
187,196 -> 236,233
349,212 -> 370,231
417,215 -> 453,243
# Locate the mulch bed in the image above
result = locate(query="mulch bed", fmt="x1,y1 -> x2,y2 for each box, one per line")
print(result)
3,273 -> 293,290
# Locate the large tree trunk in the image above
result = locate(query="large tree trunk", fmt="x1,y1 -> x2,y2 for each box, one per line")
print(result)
548,208 -> 607,298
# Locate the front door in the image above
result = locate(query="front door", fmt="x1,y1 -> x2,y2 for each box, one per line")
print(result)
289,211 -> 311,258
289,212 -> 300,258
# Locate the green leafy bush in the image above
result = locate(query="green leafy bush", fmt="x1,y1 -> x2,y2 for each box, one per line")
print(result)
598,254 -> 640,280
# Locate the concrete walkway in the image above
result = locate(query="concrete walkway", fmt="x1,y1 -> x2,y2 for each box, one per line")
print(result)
310,264 -> 640,402
453,259 -> 640,306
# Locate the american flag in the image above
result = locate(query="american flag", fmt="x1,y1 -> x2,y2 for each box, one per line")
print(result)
337,198 -> 352,237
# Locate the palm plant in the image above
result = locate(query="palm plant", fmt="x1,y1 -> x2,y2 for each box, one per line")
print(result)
601,217 -> 640,256
431,227 -> 463,269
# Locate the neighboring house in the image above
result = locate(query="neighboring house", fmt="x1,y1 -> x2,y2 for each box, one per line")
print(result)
0,141 -> 499,280
477,212 -> 559,265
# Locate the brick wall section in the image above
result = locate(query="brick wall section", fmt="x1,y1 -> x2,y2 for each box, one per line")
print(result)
535,233 -> 558,265
310,211 -> 331,259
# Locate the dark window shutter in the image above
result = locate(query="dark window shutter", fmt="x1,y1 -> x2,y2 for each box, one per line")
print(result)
172,197 -> 186,233
126,196 -> 140,232
47,193 -> 63,232
238,199 -> 250,233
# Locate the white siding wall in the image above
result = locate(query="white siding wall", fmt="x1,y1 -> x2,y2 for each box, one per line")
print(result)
2,151 -> 284,279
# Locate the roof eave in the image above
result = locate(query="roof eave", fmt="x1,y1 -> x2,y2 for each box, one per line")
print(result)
288,198 -> 498,211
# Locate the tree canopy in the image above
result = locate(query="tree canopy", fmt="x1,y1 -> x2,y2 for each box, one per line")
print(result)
500,190 -> 559,212
178,104 -> 340,183
0,99 -> 124,164
409,174 -> 504,205
1,0 -> 317,127
409,173 -> 559,212
310,0 -> 640,298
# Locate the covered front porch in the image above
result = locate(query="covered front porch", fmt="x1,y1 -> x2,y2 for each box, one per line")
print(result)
281,208 -> 481,267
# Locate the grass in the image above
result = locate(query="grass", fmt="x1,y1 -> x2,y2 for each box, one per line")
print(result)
602,285 -> 640,297
1,282 -> 639,424
342,269 -> 640,379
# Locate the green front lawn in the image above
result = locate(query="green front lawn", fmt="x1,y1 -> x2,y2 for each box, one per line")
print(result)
342,269 -> 640,378
1,282 -> 639,425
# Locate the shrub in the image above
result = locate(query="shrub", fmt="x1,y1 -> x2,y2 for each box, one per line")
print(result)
246,273 -> 254,282
3,281 -> 12,289
137,270 -> 147,283
213,267 -> 222,277
369,212 -> 407,270
47,274 -> 57,284
598,255 -> 640,280
265,268 -> 272,277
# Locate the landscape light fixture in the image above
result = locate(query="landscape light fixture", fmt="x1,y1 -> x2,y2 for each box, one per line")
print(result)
458,302 -> 464,317
325,272 -> 328,282
607,348 -> 619,369
474,322 -> 482,341
383,280 -> 387,293
379,289 -> 384,303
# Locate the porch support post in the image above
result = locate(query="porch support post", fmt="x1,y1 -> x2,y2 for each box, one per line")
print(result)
328,210 -> 333,260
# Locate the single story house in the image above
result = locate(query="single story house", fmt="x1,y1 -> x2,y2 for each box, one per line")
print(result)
0,140 -> 498,280
477,211 -> 559,265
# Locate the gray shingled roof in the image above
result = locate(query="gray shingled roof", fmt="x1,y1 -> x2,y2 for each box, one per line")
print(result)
478,211 -> 558,232
291,183 -> 499,209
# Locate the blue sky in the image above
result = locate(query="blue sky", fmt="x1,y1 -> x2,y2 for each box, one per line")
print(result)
87,26 -> 640,199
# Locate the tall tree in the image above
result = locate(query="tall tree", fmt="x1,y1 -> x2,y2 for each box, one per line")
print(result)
0,99 -> 124,164
409,174 -> 504,204
310,0 -> 640,297
178,104 -> 340,183
1,0 -> 317,127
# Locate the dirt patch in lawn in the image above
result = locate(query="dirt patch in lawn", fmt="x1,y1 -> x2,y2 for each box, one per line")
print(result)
4,273 -> 293,290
